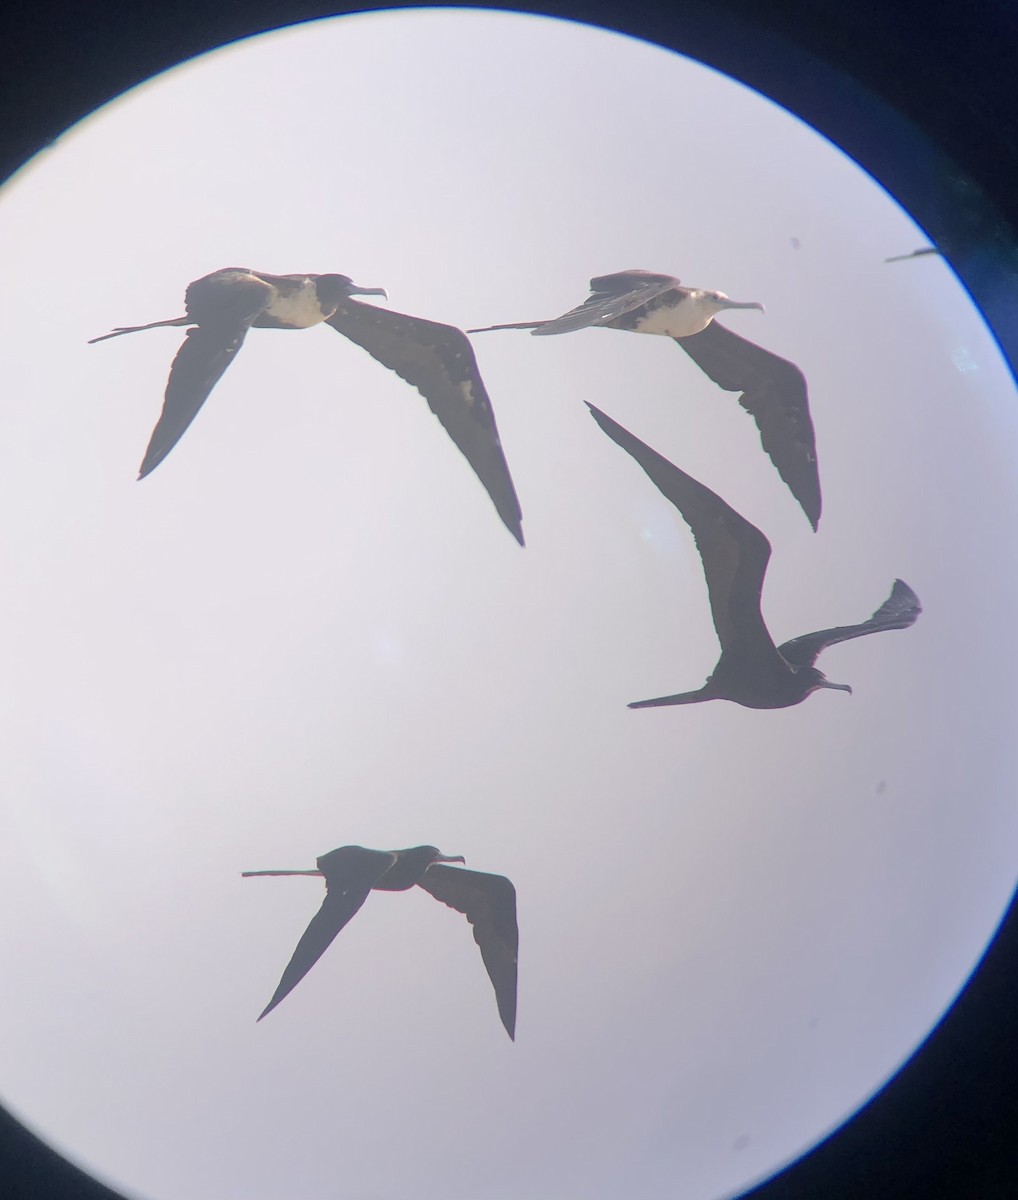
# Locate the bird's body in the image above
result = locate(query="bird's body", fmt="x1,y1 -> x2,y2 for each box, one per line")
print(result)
470,270 -> 755,339
470,268 -> 821,530
243,843 -> 518,1039
613,292 -> 728,337
235,272 -> 345,329
587,403 -> 921,709
90,268 -> 524,544
543,270 -> 761,338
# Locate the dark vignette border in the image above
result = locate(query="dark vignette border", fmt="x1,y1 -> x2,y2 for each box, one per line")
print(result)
1,3 -> 1016,1198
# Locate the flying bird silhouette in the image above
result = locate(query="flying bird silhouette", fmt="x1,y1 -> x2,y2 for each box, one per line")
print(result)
469,268 -> 820,530
587,403 -> 921,709
243,843 -> 518,1039
885,247 -> 940,262
90,268 -> 524,544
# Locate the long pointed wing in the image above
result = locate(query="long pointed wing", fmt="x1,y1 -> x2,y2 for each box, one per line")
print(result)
778,579 -> 922,668
137,272 -> 274,479
256,847 -> 396,1021
137,324 -> 251,478
587,404 -> 775,657
418,864 -> 518,1040
676,321 -> 821,530
326,302 -> 524,545
528,275 -> 680,336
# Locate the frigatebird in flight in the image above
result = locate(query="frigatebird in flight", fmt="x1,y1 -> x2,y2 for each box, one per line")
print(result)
243,843 -> 518,1039
587,404 -> 921,709
470,269 -> 820,530
885,248 -> 940,262
90,268 -> 524,544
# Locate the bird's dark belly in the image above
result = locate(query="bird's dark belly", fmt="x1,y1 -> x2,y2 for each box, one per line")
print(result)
373,863 -> 426,891
731,689 -> 805,710
710,655 -> 806,709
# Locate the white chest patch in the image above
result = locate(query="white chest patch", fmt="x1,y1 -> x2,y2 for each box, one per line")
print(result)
265,282 -> 329,328
632,297 -> 719,337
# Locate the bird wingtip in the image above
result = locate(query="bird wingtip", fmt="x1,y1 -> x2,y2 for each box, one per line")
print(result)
137,454 -> 165,481
256,995 -> 282,1022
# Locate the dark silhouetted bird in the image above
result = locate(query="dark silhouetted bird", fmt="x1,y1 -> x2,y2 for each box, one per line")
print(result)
243,843 -> 518,1039
90,268 -> 524,543
588,403 -> 921,709
885,248 -> 940,262
469,268 -> 820,530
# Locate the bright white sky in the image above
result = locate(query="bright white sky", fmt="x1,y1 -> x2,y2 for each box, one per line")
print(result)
0,10 -> 1016,1200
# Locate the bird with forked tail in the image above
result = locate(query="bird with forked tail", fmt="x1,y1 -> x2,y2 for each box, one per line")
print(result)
243,843 -> 518,1039
91,268 -> 524,544
469,268 -> 820,530
587,403 -> 921,710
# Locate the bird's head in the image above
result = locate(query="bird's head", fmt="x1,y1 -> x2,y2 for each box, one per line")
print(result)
701,289 -> 765,316
315,274 -> 389,304
427,847 -> 466,866
804,667 -> 853,698
401,845 -> 467,869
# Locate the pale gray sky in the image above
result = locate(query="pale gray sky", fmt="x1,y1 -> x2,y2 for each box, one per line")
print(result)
0,10 -> 1016,1200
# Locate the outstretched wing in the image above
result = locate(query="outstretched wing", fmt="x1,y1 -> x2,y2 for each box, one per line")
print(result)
256,847 -> 396,1021
138,274 -> 272,479
137,326 -> 250,478
778,579 -> 922,668
418,864 -> 519,1040
327,301 -> 524,545
529,272 -> 680,336
587,403 -> 775,658
677,321 -> 821,531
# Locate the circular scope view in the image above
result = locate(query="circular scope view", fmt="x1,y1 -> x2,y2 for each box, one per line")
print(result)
0,9 -> 1016,1200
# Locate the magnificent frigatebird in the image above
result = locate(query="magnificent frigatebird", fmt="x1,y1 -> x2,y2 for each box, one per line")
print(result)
885,248 -> 940,262
469,269 -> 820,531
90,268 -> 524,544
243,843 -> 518,1039
587,404 -> 921,709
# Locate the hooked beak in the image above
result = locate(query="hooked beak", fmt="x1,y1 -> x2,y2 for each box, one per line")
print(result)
724,299 -> 765,313
436,854 -> 466,864
349,284 -> 389,300
818,680 -> 853,695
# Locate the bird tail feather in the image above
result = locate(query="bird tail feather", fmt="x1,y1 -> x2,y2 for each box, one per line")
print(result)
466,320 -> 545,334
88,315 -> 191,344
628,689 -> 712,708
